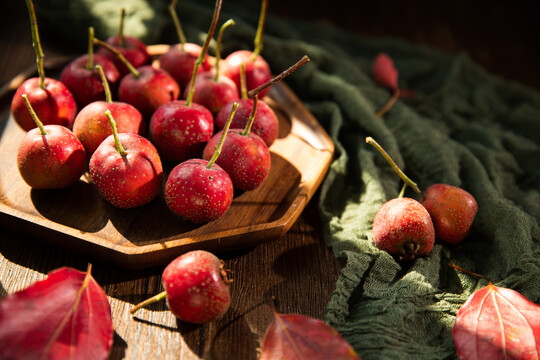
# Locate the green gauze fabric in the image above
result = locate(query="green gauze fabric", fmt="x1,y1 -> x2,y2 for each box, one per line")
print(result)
39,0 -> 540,359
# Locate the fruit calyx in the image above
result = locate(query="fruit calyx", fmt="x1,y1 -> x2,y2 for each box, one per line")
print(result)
398,241 -> 421,262
219,260 -> 233,285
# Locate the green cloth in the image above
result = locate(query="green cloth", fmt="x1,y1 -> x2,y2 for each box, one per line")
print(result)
40,1 -> 540,358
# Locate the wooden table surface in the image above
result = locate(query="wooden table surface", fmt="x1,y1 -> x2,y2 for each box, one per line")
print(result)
1,1 -> 539,359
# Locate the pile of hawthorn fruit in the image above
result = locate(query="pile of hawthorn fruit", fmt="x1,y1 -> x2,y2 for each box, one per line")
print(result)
11,0 -> 479,325
13,0 -> 310,226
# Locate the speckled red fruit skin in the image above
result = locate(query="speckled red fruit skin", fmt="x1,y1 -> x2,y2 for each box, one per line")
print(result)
159,43 -> 212,89
165,159 -> 233,223
97,35 -> 150,76
373,197 -> 435,259
118,65 -> 180,120
421,184 -> 478,244
60,54 -> 121,108
149,100 -> 214,163
215,99 -> 278,147
162,250 -> 231,324
222,50 -> 272,98
11,78 -> 77,131
17,125 -> 86,189
73,101 -> 145,158
202,129 -> 271,191
89,133 -> 163,209
185,72 -> 239,114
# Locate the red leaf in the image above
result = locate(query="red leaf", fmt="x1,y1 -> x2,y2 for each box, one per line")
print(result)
0,265 -> 113,360
373,52 -> 399,91
260,311 -> 360,360
453,283 -> 540,360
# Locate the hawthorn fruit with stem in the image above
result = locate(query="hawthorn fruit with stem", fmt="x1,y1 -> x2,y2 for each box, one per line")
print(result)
11,0 -> 77,131
164,102 -> 238,223
72,64 -> 145,158
130,250 -> 232,324
96,7 -> 150,75
17,94 -> 86,189
149,0 -> 223,163
159,0 -> 212,89
60,27 -> 120,108
221,0 -> 272,98
185,19 -> 239,114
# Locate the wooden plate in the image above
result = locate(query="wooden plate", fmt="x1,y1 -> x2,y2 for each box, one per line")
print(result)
0,46 -> 334,269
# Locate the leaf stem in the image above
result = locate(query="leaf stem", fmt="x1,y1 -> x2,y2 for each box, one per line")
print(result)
168,0 -> 187,47
365,136 -> 422,196
94,37 -> 140,78
105,110 -> 126,156
25,0 -> 46,89
22,94 -> 46,135
376,89 -> 400,118
247,55 -> 310,98
448,263 -> 492,284
214,19 -> 235,81
185,0 -> 223,107
86,27 -> 95,70
207,102 -> 239,169
130,291 -> 167,314
242,96 -> 258,136
251,0 -> 267,61
95,65 -> 112,104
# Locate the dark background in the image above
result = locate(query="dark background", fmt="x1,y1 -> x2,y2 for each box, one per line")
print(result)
1,0 -> 540,91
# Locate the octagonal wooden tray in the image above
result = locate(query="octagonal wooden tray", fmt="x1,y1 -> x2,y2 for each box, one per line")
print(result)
0,45 -> 334,269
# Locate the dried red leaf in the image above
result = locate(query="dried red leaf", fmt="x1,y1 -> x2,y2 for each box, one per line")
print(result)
453,283 -> 540,360
373,52 -> 399,91
260,311 -> 360,360
0,265 -> 113,360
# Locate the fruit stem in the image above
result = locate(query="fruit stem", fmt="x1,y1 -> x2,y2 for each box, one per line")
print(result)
251,0 -> 267,61
240,63 -> 247,99
94,37 -> 140,78
376,89 -> 400,118
24,0 -> 46,89
242,96 -> 258,136
398,183 -> 407,198
130,291 -> 167,315
185,0 -> 223,107
95,65 -> 112,104
168,0 -> 187,47
214,19 -> 235,81
247,55 -> 310,98
105,110 -> 126,156
365,137 -> 422,196
22,93 -> 47,135
448,263 -> 492,285
119,8 -> 127,47
86,27 -> 95,70
207,102 -> 239,169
